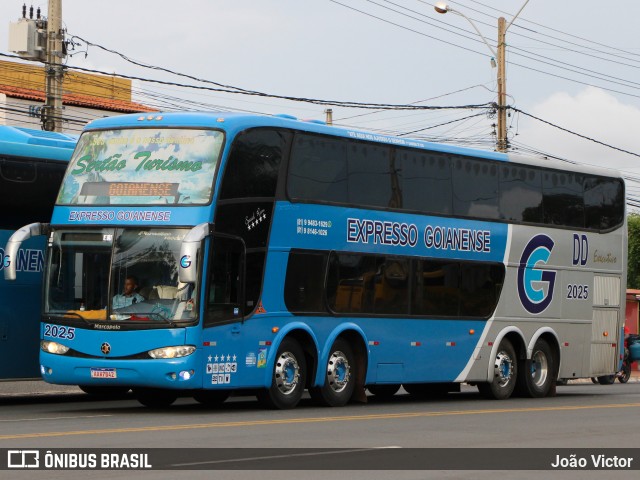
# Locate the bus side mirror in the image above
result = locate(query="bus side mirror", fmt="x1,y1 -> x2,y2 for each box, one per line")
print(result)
178,222 -> 211,284
4,223 -> 50,281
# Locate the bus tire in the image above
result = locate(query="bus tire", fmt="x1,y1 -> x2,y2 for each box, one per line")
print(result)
79,386 -> 130,397
478,338 -> 517,400
597,375 -> 615,385
516,338 -> 555,398
134,388 -> 178,408
367,384 -> 400,398
193,390 -> 231,405
618,363 -> 631,384
257,338 -> 306,410
310,338 -> 355,407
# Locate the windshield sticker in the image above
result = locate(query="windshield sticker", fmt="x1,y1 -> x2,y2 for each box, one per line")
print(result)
57,128 -> 223,206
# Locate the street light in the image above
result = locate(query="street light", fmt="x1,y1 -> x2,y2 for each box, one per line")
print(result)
434,1 -> 530,152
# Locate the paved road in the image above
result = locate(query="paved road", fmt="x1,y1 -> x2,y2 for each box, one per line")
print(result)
1,381 -> 639,479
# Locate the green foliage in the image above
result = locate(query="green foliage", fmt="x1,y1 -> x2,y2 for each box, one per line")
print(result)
627,214 -> 640,289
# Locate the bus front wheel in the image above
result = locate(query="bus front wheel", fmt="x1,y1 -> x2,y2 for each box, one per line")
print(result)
478,338 -> 518,400
310,338 -> 356,407
257,338 -> 306,409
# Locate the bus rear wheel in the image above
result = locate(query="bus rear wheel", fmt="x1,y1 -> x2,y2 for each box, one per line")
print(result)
134,388 -> 178,408
257,338 -> 306,409
516,338 -> 555,398
310,338 -> 355,407
478,338 -> 517,400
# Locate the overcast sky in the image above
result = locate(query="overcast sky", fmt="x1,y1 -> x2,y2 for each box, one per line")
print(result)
2,1 -> 639,199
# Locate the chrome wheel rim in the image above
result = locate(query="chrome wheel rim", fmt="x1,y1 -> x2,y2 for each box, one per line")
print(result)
326,350 -> 350,393
494,350 -> 514,387
274,351 -> 300,395
531,349 -> 548,388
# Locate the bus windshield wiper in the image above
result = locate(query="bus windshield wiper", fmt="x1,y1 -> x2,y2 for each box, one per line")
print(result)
49,310 -> 92,326
111,310 -> 176,327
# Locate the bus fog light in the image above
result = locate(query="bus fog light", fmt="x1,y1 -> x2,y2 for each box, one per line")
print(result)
148,345 -> 196,359
41,340 -> 69,355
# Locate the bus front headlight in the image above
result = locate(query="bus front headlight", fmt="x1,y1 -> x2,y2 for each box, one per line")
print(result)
41,340 -> 69,355
148,345 -> 196,359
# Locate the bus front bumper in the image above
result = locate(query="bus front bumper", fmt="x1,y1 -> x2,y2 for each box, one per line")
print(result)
40,351 -> 202,389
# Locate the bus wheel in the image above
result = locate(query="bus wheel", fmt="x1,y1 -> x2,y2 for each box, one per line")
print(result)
79,386 -> 130,397
516,338 -> 555,398
618,363 -> 631,384
310,338 -> 355,407
367,384 -> 400,398
257,338 -> 306,409
135,388 -> 178,408
193,390 -> 231,405
478,338 -> 517,400
597,375 -> 615,385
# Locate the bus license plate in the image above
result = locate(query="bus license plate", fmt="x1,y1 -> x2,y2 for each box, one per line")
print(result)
90,368 -> 117,379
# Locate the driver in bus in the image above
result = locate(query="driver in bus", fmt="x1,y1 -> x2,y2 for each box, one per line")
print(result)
112,275 -> 145,309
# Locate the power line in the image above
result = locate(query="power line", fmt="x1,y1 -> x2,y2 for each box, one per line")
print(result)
63,36 -> 491,112
510,107 -> 640,159
398,111 -> 487,135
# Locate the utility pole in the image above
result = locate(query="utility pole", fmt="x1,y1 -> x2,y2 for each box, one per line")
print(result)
435,1 -> 529,153
496,17 -> 507,152
43,0 -> 64,132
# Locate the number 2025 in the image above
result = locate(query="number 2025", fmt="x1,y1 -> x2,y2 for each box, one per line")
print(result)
566,284 -> 589,300
44,324 -> 76,340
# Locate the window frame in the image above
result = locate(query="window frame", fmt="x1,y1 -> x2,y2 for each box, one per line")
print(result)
284,131 -> 625,234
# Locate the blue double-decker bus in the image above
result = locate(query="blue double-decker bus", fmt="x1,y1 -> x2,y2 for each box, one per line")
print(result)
5,112 -> 626,407
0,126 -> 76,381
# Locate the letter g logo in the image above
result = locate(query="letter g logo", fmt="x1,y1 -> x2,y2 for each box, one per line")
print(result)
180,255 -> 191,269
517,234 -> 556,314
0,248 -> 8,271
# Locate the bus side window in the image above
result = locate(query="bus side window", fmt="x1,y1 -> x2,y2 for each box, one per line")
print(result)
284,251 -> 328,313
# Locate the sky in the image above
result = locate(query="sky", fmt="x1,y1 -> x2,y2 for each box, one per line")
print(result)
1,0 -> 640,202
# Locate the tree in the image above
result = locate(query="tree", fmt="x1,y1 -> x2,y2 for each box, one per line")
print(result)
627,214 -> 640,289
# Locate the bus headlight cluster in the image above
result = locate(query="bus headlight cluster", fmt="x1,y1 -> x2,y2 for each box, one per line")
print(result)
148,345 -> 196,359
41,340 -> 69,355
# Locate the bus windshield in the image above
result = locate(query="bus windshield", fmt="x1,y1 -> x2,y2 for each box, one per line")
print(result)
56,128 -> 224,205
44,228 -> 195,324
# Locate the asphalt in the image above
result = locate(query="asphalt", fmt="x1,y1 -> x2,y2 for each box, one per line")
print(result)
1,369 -> 639,399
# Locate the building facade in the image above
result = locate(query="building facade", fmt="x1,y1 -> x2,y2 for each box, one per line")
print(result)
0,60 -> 155,134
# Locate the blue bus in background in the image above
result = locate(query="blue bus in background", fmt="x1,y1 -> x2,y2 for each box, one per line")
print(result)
5,112 -> 626,408
0,126 -> 76,380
